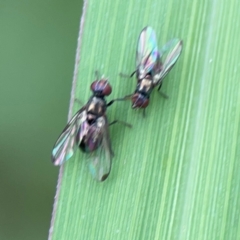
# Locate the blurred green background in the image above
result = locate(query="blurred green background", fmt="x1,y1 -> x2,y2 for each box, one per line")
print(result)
0,1 -> 83,239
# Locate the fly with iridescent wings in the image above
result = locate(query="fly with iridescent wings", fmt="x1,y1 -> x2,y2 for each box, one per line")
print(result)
120,26 -> 183,116
52,73 -> 131,181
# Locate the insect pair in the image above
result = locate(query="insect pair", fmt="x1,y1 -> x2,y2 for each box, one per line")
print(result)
52,26 -> 183,181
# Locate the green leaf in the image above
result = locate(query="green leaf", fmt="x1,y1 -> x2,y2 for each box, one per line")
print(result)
49,0 -> 240,239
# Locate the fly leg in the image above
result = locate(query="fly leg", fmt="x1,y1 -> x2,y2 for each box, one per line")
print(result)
119,70 -> 136,78
157,83 -> 169,99
74,98 -> 84,106
143,108 -> 146,118
108,120 -> 132,128
107,94 -> 132,107
108,119 -> 132,158
95,70 -> 104,80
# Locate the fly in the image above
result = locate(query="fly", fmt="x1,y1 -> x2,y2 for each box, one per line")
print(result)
52,72 -> 131,181
120,26 -> 183,116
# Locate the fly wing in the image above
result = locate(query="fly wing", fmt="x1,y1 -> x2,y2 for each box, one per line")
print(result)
136,26 -> 159,77
52,107 -> 87,166
87,116 -> 113,182
155,39 -> 183,84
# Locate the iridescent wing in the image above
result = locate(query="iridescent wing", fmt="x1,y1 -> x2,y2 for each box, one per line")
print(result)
87,116 -> 113,182
52,107 -> 87,166
136,26 -> 160,78
154,39 -> 183,84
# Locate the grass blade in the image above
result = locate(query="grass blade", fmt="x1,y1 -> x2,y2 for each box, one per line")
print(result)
49,0 -> 240,239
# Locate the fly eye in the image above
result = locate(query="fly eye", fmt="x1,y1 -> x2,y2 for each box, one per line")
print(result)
102,81 -> 112,96
90,79 -> 112,96
131,94 -> 149,108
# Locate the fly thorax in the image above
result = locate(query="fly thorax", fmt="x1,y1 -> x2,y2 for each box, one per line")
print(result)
87,97 -> 106,118
138,78 -> 153,95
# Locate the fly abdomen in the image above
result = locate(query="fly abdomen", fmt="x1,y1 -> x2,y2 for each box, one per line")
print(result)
79,126 -> 101,153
